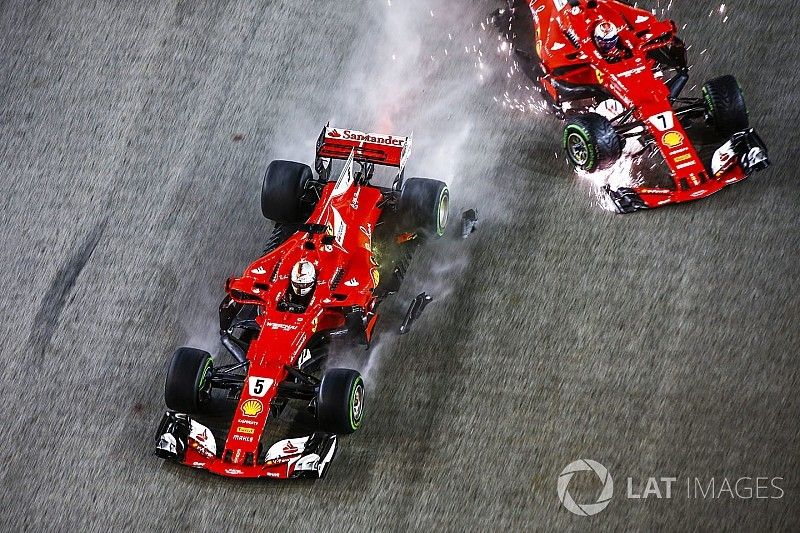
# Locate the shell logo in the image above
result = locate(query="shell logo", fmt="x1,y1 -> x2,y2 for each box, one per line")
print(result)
241,399 -> 263,417
371,268 -> 380,287
662,131 -> 684,148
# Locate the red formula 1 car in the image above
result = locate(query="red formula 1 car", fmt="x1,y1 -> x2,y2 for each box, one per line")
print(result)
155,125 -> 450,479
493,0 -> 770,212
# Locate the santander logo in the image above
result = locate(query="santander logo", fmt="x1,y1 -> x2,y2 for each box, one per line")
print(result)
283,442 -> 300,455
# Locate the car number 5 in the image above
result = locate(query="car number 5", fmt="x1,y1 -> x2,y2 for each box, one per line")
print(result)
249,377 -> 273,398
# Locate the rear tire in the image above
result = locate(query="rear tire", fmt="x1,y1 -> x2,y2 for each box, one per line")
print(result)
563,112 -> 623,172
261,160 -> 316,223
702,75 -> 748,136
316,368 -> 364,435
165,347 -> 213,414
399,178 -> 450,237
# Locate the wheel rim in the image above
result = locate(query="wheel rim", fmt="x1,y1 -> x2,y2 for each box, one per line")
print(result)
437,189 -> 450,236
350,381 -> 364,429
197,358 -> 213,405
567,132 -> 590,166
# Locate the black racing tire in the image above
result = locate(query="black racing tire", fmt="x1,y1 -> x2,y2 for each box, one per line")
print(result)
316,368 -> 364,435
164,347 -> 213,414
702,75 -> 749,136
563,112 -> 623,172
261,160 -> 315,223
399,178 -> 450,238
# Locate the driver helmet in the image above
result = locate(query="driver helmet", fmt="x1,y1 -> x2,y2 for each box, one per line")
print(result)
290,260 -> 317,296
594,21 -> 619,53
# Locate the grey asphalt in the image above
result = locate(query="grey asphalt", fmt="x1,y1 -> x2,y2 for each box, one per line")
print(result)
1,0 -> 798,531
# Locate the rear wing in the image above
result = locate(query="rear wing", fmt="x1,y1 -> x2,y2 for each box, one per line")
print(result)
315,125 -> 412,172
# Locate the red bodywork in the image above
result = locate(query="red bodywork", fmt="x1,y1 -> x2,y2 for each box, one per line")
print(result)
529,0 -> 756,209
180,128 -> 409,478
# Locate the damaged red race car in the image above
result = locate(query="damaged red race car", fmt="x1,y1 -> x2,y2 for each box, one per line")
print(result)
493,0 -> 770,212
155,125 -> 450,479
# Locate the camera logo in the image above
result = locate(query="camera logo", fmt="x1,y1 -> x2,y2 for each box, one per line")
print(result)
558,459 -> 614,516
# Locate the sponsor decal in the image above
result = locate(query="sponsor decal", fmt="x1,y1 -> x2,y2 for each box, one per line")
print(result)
350,186 -> 360,210
638,188 -> 671,195
283,442 -> 300,455
264,456 -> 292,467
594,69 -> 604,84
237,418 -> 259,426
237,427 -> 255,435
251,266 -> 267,275
248,377 -> 273,398
311,316 -> 319,333
674,154 -> 693,163
371,268 -> 380,287
618,65 -> 646,78
233,434 -> 253,443
327,128 -> 405,147
344,278 -> 359,287
265,321 -> 297,331
225,468 -> 244,475
662,131 -> 684,148
195,429 -> 208,443
266,472 -> 280,478
190,461 -> 206,467
241,399 -> 263,417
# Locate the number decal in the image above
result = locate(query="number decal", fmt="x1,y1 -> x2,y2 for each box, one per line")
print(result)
648,112 -> 674,132
248,377 -> 273,398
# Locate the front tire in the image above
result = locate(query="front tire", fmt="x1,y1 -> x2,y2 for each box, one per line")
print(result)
563,112 -> 623,172
316,368 -> 364,435
702,75 -> 749,136
164,347 -> 213,414
399,178 -> 450,238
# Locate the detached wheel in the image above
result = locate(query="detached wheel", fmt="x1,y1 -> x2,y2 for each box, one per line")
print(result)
316,368 -> 364,435
563,112 -> 623,172
261,160 -> 316,223
165,347 -> 213,414
399,178 -> 450,237
702,75 -> 749,136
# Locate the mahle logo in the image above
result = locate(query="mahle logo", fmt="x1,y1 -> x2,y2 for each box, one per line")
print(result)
558,459 -> 614,516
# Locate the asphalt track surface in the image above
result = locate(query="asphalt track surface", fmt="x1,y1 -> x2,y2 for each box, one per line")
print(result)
1,0 -> 798,531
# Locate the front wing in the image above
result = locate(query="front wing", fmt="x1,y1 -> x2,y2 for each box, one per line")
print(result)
155,412 -> 337,480
606,129 -> 770,213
